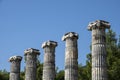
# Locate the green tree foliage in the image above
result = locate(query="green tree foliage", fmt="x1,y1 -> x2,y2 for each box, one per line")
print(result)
55,70 -> 64,80
78,64 -> 87,80
106,29 -> 120,80
78,54 -> 91,80
36,60 -> 43,80
85,53 -> 91,80
20,71 -> 25,80
0,69 -> 25,80
0,69 -> 9,80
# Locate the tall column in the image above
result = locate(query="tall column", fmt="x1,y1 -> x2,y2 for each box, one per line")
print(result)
42,40 -> 57,80
24,48 -> 40,80
88,20 -> 110,80
62,32 -> 79,80
9,56 -> 22,80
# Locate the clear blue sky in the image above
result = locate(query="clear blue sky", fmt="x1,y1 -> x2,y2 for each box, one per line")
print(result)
0,0 -> 120,72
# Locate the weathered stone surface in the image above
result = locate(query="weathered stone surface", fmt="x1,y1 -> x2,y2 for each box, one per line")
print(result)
42,40 -> 57,48
87,20 -> 110,31
88,20 -> 110,80
24,48 -> 40,55
42,40 -> 57,80
24,48 -> 40,80
62,32 -> 78,80
9,56 -> 22,80
62,32 -> 78,41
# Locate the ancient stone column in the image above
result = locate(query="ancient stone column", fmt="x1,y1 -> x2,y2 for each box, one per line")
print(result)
88,20 -> 110,80
24,48 -> 40,80
42,40 -> 57,80
9,56 -> 22,80
62,32 -> 79,80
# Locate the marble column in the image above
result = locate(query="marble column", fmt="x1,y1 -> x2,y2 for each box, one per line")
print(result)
88,20 -> 110,80
62,32 -> 79,80
42,40 -> 57,80
24,48 -> 40,80
9,56 -> 22,80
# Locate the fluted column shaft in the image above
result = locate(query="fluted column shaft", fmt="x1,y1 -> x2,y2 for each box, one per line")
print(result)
9,56 -> 22,80
62,32 -> 78,80
42,40 -> 57,80
92,29 -> 107,80
24,48 -> 40,80
88,20 -> 110,80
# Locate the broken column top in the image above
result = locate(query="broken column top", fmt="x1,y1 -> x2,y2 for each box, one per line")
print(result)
9,56 -> 22,62
24,48 -> 40,55
62,32 -> 79,41
42,40 -> 57,48
87,20 -> 110,31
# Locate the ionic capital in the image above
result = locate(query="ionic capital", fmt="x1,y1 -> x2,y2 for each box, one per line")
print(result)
24,48 -> 40,55
87,20 -> 110,31
9,56 -> 22,62
62,32 -> 79,41
42,40 -> 57,48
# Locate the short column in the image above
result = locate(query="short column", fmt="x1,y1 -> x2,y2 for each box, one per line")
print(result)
24,48 -> 40,80
88,20 -> 110,80
9,56 -> 22,80
42,40 -> 57,80
62,32 -> 79,80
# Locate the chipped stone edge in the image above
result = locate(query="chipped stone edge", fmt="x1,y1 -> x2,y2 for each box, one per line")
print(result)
9,56 -> 22,62
62,32 -> 79,41
87,20 -> 110,31
42,40 -> 57,48
24,48 -> 40,55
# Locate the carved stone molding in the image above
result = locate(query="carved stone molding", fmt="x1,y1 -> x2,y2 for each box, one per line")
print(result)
62,32 -> 79,41
88,20 -> 110,31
